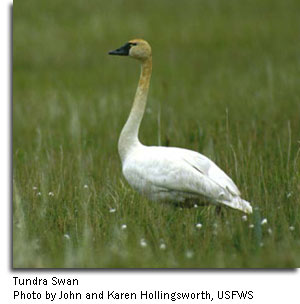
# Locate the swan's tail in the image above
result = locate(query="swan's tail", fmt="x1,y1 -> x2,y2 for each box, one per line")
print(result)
220,196 -> 253,214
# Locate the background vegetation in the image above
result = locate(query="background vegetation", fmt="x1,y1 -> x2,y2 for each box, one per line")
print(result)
13,0 -> 300,268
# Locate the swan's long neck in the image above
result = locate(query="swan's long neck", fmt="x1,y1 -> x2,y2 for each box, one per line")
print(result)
118,56 -> 152,163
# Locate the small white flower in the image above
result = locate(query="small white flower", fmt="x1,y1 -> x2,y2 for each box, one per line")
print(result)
160,243 -> 166,250
140,238 -> 147,248
242,215 -> 248,222
64,234 -> 70,240
194,204 -> 198,208
195,223 -> 202,229
109,208 -> 116,213
121,224 -> 127,230
259,242 -> 264,247
261,218 -> 268,225
186,250 -> 194,259
48,192 -> 54,196
32,186 -> 38,190
249,224 -> 254,229
286,192 -> 292,198
84,184 -> 88,189
37,192 -> 41,196
289,226 -> 295,231
268,228 -> 273,235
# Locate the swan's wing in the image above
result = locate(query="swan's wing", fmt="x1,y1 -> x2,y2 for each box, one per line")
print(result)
123,146 -> 238,201
207,162 -> 240,196
190,154 -> 241,196
178,148 -> 252,213
123,146 -> 252,213
174,147 -> 241,196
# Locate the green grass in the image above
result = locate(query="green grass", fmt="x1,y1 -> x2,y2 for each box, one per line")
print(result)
13,0 -> 300,268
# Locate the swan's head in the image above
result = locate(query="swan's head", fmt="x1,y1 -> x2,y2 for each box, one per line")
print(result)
108,39 -> 151,61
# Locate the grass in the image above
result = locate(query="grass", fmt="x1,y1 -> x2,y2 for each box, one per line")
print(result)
13,0 -> 300,268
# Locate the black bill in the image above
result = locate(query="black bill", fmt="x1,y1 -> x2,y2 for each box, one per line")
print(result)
108,42 -> 132,56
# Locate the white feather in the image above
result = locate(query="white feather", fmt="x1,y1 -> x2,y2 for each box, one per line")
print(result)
123,144 -> 252,213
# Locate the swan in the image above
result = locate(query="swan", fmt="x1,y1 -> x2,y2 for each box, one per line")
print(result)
108,39 -> 252,214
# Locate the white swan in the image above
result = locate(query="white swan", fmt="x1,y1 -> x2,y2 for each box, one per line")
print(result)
109,39 -> 252,214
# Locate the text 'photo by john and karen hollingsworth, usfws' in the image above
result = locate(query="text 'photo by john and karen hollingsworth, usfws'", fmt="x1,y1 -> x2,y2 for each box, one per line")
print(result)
13,0 -> 300,268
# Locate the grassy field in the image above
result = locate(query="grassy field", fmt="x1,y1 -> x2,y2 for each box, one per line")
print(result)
13,0 -> 300,268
